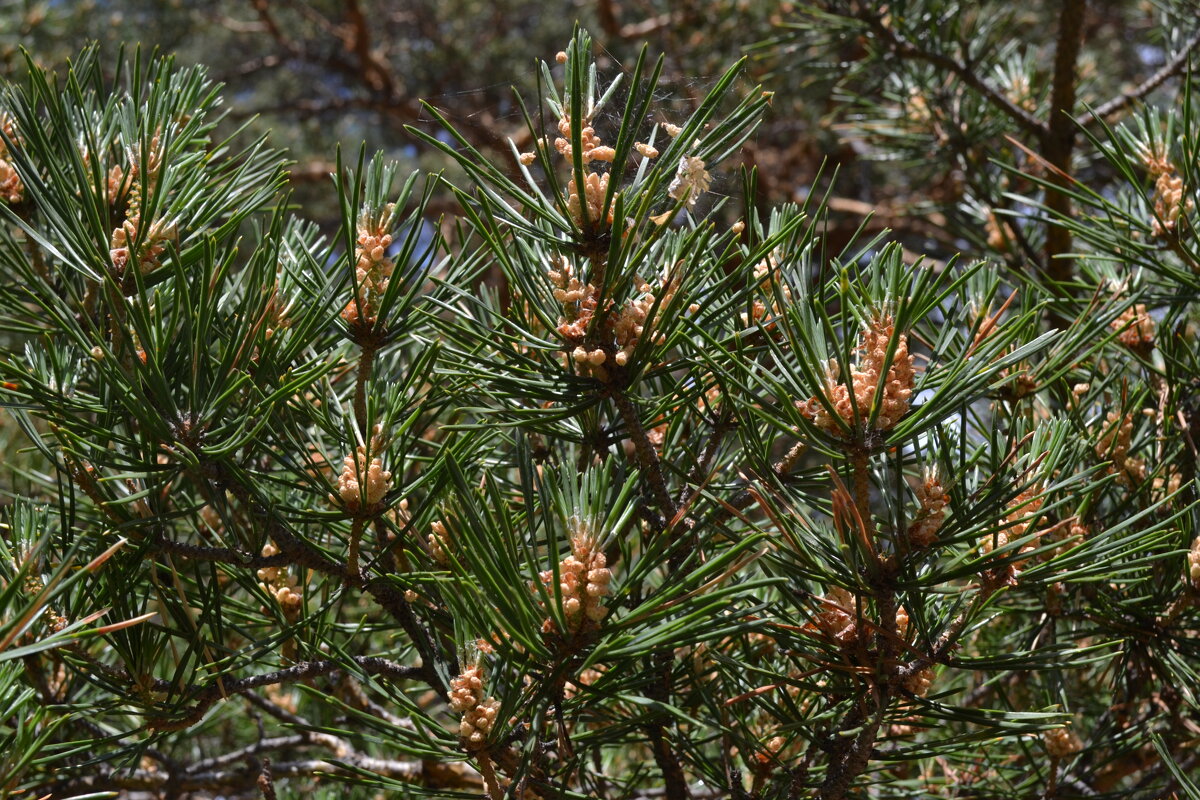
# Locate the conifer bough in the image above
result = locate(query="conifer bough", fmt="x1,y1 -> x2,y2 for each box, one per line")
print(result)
0,24 -> 1199,800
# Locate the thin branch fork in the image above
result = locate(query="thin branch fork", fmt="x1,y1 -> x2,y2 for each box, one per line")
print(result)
151,534 -> 290,568
895,579 -> 1004,683
59,754 -> 422,793
853,7 -> 1047,138
610,388 -> 679,524
148,656 -> 423,731
1091,29 -> 1200,122
197,457 -> 451,696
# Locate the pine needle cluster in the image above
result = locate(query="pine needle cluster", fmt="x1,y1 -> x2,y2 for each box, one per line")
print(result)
0,16 -> 1198,799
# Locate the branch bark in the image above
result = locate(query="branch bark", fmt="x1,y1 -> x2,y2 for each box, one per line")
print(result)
611,388 -> 679,525
148,656 -> 423,731
1040,0 -> 1088,286
855,8 -> 1047,139
1091,29 -> 1200,123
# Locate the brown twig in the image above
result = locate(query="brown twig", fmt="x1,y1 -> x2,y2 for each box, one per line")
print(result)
1041,0 -> 1088,286
151,535 -> 290,569
54,753 -> 422,793
1092,29 -> 1200,122
854,7 -> 1047,138
816,698 -> 888,800
711,439 -> 809,527
347,516 -> 367,583
896,579 -> 1004,683
352,339 -> 378,436
148,656 -> 423,731
611,389 -> 679,525
679,405 -> 735,508
477,752 -> 505,800
848,447 -> 877,542
257,758 -> 277,800
648,718 -> 691,800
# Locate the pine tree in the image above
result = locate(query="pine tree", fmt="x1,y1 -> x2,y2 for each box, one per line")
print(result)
0,15 -> 1198,800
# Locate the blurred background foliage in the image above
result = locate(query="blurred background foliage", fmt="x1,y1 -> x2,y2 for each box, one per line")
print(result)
1,0 -> 1195,253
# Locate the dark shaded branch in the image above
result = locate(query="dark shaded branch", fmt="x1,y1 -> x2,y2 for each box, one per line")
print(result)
58,753 -> 421,792
679,406 -> 735,508
711,439 -> 809,527
1041,0 -> 1087,285
611,388 -> 679,524
257,758 -> 277,800
241,685 -> 309,727
365,574 -> 455,699
648,720 -> 690,800
148,656 -> 423,731
817,699 -> 887,800
195,455 -> 450,695
1092,29 -> 1200,122
198,458 -> 346,576
151,534 -> 289,569
854,8 -> 1047,138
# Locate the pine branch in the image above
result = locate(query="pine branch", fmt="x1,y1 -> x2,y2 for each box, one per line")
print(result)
679,405 -> 734,508
195,458 -> 453,699
1092,29 -> 1200,122
148,656 -> 424,731
816,699 -> 888,800
648,720 -> 691,800
150,534 -> 290,569
257,758 -> 277,800
851,6 -> 1048,138
1041,0 -> 1088,285
4,25 -> 1199,800
712,439 -> 809,526
54,752 -> 423,793
611,388 -> 679,525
